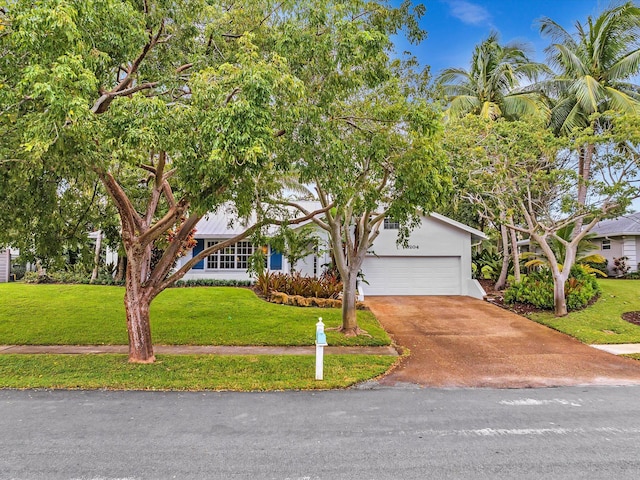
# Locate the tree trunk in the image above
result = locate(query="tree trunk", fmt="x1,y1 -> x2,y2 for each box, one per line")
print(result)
574,143 -> 594,234
124,273 -> 155,363
552,272 -> 568,317
90,230 -> 102,283
341,269 -> 359,336
508,220 -> 521,283
495,223 -> 510,290
123,247 -> 155,363
114,253 -> 126,282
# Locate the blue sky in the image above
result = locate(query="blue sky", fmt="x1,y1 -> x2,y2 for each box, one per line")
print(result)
393,0 -> 611,76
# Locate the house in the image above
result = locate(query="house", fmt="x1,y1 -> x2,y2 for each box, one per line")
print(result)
0,249 -> 9,282
178,208 -> 487,299
590,212 -> 640,275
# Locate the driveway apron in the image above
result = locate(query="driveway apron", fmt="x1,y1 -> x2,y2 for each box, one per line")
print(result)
366,296 -> 640,388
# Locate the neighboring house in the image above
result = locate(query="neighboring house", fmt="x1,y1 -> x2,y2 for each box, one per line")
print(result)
0,249 -> 9,283
590,212 -> 640,275
178,208 -> 487,299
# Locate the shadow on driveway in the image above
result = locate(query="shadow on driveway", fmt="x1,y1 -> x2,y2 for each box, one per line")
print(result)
365,296 -> 640,388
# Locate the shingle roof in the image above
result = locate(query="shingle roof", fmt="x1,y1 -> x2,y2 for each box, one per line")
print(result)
591,212 -> 640,237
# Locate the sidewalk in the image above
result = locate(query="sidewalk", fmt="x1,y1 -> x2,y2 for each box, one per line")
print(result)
590,344 -> 640,355
0,345 -> 399,356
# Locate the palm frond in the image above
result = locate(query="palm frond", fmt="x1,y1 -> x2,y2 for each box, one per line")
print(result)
574,75 -> 606,114
604,86 -> 640,113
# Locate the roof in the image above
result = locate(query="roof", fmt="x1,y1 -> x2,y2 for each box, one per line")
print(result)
591,212 -> 640,238
193,204 -> 487,241
429,212 -> 488,241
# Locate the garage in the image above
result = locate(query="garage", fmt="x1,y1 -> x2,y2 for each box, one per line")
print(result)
361,256 -> 461,296
358,213 -> 487,298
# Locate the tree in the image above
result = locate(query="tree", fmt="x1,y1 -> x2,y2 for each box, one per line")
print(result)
539,1 -> 640,216
435,31 -> 549,121
446,116 -> 637,316
0,0 -> 332,362
283,74 -> 450,334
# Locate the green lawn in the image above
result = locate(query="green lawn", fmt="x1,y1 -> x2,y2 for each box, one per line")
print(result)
0,283 -> 390,346
0,354 -> 396,390
529,279 -> 640,344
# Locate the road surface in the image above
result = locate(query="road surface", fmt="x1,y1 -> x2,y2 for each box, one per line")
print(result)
2,386 -> 640,479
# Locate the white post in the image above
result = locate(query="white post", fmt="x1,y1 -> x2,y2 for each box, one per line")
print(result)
315,317 -> 328,380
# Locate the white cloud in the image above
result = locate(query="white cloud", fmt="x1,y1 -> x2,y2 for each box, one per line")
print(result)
445,0 -> 491,26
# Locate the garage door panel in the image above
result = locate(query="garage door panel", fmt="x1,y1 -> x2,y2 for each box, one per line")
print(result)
361,256 -> 461,296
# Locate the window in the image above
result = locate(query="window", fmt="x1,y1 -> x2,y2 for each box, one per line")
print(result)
206,240 -> 255,270
602,239 -> 611,250
206,240 -> 219,269
384,218 -> 399,230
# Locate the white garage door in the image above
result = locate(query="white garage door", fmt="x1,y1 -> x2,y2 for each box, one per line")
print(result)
361,256 -> 461,296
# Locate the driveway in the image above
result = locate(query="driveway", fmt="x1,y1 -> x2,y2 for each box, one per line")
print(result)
366,296 -> 640,388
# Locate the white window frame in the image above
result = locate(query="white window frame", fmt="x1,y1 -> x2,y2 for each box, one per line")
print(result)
384,218 -> 399,230
602,239 -> 611,250
206,240 -> 256,270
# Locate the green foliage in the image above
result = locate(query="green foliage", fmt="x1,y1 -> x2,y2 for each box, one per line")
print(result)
472,250 -> 502,280
530,279 -> 640,344
539,2 -> 640,134
504,265 -> 601,311
436,31 -> 549,121
256,271 -> 342,299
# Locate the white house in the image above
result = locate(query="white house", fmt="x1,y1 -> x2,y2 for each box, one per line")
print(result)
178,208 -> 487,299
590,212 -> 640,275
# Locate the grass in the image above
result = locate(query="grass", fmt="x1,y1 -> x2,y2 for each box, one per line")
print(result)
0,354 -> 396,391
0,283 -> 390,346
529,279 -> 640,344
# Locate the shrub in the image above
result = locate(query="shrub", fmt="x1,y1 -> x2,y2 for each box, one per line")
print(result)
504,265 -> 600,311
256,272 -> 342,299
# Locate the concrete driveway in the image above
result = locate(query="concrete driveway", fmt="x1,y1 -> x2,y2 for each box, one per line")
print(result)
366,296 -> 640,388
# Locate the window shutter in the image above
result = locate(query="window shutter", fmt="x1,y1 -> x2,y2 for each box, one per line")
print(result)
192,239 -> 205,269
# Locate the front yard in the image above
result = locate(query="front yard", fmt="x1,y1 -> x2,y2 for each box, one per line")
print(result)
529,279 -> 640,344
0,283 -> 394,390
0,283 -> 389,346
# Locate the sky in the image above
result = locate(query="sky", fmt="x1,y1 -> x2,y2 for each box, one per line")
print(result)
392,0 -> 612,76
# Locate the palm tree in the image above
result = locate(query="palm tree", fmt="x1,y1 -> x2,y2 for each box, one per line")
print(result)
436,32 -> 550,121
539,2 -> 640,208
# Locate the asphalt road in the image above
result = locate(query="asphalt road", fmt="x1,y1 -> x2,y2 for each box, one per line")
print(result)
3,386 -> 640,479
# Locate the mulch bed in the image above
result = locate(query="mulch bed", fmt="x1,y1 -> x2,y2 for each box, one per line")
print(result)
479,279 -> 543,315
622,311 -> 640,326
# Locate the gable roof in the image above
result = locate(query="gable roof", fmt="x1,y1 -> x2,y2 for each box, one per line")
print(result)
591,212 -> 640,238
429,212 -> 488,241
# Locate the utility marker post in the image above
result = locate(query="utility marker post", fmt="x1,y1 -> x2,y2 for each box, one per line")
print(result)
315,317 -> 328,380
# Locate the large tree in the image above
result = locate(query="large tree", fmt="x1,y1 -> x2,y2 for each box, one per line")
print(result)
446,115 -> 637,316
282,80 -> 449,335
0,0 -> 334,363
539,1 -> 640,215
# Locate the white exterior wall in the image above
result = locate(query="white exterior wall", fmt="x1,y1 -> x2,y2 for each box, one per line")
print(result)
0,249 -> 9,283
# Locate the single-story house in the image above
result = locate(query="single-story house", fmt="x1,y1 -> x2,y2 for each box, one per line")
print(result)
178,208 -> 487,299
590,212 -> 640,275
0,249 -> 9,283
